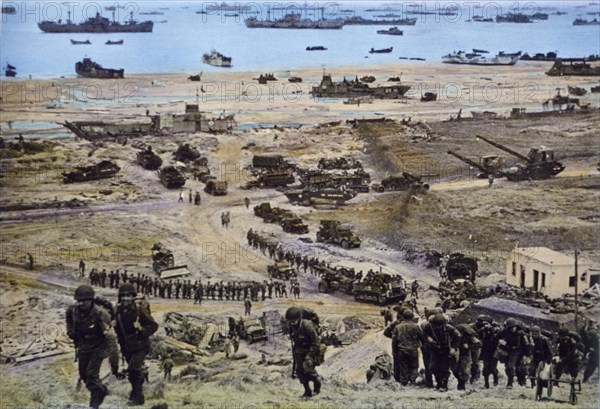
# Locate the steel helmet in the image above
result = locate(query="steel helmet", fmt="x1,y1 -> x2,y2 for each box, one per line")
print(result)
430,313 -> 446,326
505,318 -> 518,328
285,307 -> 303,321
402,309 -> 414,320
74,284 -> 95,301
558,327 -> 569,336
531,325 -> 541,335
118,283 -> 137,297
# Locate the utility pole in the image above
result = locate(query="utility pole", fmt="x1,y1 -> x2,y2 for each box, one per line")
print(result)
575,250 -> 579,331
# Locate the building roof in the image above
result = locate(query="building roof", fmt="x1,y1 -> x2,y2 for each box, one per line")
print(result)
514,247 -> 593,266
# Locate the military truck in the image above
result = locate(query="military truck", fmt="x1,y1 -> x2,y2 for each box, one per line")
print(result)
254,203 -> 309,234
371,172 -> 429,193
204,179 -> 228,195
234,316 -> 268,343
316,220 -> 361,249
63,160 -> 120,183
252,154 -> 287,169
353,273 -> 407,305
443,253 -> 478,283
173,144 -> 201,163
268,262 -> 296,280
136,146 -> 162,170
158,166 -> 186,189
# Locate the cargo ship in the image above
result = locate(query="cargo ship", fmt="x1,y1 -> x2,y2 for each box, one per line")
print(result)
38,11 -> 153,33
245,13 -> 343,29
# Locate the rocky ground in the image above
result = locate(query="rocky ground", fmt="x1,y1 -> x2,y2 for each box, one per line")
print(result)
1,63 -> 599,408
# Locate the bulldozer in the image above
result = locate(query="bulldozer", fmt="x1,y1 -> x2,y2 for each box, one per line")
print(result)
353,273 -> 407,305
447,150 -> 505,179
62,160 -> 120,183
476,135 -> 564,181
152,243 -> 174,273
371,172 -> 429,193
316,220 -> 361,249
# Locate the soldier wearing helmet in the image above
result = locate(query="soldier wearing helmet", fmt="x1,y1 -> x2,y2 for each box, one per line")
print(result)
422,313 -> 461,391
66,285 -> 119,409
115,283 -> 158,406
475,316 -> 501,388
392,309 -> 425,386
553,327 -> 582,383
528,325 -> 553,388
285,307 -> 322,398
497,317 -> 532,389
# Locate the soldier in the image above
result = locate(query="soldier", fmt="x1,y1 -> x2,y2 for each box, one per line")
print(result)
477,315 -> 501,388
582,321 -> 599,383
497,317 -> 531,389
162,355 -> 174,381
194,191 -> 201,206
79,259 -> 86,278
115,284 -> 158,406
528,325 -> 553,388
285,307 -> 322,398
244,197 -> 250,209
66,285 -> 119,409
244,297 -> 252,316
453,324 -> 481,390
189,189 -> 193,204
553,327 -> 582,383
392,310 -> 424,386
411,280 -> 419,299
382,306 -> 394,327
194,281 -> 203,305
423,313 -> 460,391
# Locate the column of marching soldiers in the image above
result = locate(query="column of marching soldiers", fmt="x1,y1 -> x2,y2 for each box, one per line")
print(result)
78,229 -> 600,394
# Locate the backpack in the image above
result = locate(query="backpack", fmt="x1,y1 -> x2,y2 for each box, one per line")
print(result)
299,307 -> 326,365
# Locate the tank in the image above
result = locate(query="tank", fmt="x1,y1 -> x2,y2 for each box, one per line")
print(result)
316,220 -> 361,249
353,273 -> 407,305
158,166 -> 186,189
136,146 -> 162,170
173,144 -> 201,163
372,172 -> 429,193
63,160 -> 120,183
204,180 -> 228,195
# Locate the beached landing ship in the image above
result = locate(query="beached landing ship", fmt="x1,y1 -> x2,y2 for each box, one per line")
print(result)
38,11 -> 153,33
75,58 -> 124,79
442,51 -> 521,66
202,49 -> 232,68
546,59 -> 600,76
311,73 -> 410,99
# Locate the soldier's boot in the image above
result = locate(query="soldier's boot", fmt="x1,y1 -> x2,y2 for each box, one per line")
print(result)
493,373 -> 499,386
302,382 -> 313,398
128,383 -> 144,406
89,385 -> 108,409
506,377 -> 513,389
313,378 -> 321,396
457,379 -> 466,390
484,376 -> 490,389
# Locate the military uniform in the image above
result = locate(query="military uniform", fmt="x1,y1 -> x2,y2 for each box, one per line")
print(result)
423,314 -> 461,391
115,285 -> 158,405
287,308 -> 322,397
66,285 -> 118,409
497,318 -> 531,388
392,311 -> 424,385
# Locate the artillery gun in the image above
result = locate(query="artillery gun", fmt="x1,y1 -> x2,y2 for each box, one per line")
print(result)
447,150 -> 505,179
173,143 -> 201,163
63,160 -> 120,183
353,273 -> 407,305
476,135 -> 564,181
316,220 -> 361,249
371,172 -> 429,193
158,166 -> 186,188
136,146 -> 163,170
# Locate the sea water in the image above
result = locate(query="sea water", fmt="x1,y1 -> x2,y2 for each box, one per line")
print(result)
1,0 -> 599,78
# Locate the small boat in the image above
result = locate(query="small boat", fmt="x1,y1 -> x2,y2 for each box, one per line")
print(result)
306,46 -> 327,51
376,27 -> 403,35
369,47 -> 393,54
106,40 -> 124,45
202,49 -> 232,68
224,13 -> 239,17
410,57 -> 426,61
140,11 -> 164,15
288,76 -> 303,83
568,85 -> 587,96
71,39 -> 91,45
